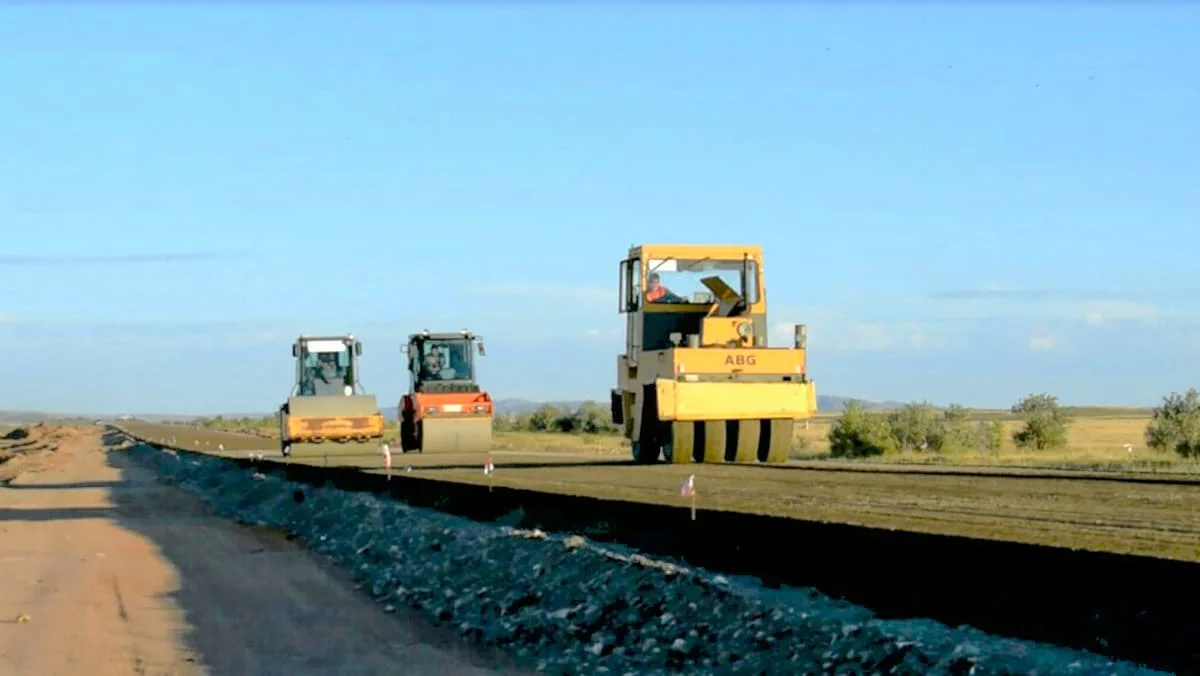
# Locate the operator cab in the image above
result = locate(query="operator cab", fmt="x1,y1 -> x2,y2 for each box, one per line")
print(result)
403,330 -> 487,394
292,335 -> 362,396
618,245 -> 764,351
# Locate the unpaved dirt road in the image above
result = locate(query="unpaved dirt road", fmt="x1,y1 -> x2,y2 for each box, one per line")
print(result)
0,427 -> 521,676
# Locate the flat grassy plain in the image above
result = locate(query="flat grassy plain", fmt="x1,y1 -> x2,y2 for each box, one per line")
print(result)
498,408 -> 1196,474
115,420 -> 1200,563
160,406 -> 1198,473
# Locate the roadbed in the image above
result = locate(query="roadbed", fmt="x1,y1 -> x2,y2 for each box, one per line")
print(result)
121,422 -> 1200,564
0,427 -> 521,675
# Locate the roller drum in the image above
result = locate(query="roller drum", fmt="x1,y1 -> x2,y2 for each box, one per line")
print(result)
282,440 -> 390,468
417,417 -> 492,453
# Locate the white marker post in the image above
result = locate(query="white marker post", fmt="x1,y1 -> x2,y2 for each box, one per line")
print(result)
381,443 -> 392,480
681,474 -> 697,521
484,457 -> 495,492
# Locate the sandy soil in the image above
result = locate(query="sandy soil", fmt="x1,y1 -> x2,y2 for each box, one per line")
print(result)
119,423 -> 1200,564
0,427 -> 522,676
0,423 -> 85,482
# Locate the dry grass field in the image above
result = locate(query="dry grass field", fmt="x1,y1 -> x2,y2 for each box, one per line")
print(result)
495,409 -> 1197,474
795,410 -> 1196,472
128,406 -> 1198,474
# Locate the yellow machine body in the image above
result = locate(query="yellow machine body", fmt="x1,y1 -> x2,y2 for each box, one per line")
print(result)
278,334 -> 387,466
610,244 -> 817,464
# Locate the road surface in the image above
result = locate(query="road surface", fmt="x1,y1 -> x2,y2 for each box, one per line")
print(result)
0,427 -> 521,676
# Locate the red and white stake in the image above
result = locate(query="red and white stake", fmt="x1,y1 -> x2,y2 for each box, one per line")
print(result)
484,457 -> 495,492
381,443 -> 392,480
681,474 -> 697,520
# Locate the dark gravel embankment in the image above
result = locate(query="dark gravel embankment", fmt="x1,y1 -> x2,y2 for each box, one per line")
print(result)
122,442 -> 1162,675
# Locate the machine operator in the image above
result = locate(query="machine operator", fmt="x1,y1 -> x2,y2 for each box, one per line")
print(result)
646,272 -> 686,304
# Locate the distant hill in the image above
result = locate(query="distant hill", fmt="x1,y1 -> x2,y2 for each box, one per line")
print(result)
2,396 -> 1150,424
0,410 -> 100,424
816,395 -> 905,412
0,411 -> 204,424
380,395 -> 894,420
1,394 -> 886,424
376,398 -> 556,421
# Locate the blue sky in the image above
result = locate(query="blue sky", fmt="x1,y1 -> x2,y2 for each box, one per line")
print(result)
1,3 -> 1198,414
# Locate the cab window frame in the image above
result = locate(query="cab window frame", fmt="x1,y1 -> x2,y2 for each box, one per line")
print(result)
619,257 -> 641,313
742,258 -> 760,304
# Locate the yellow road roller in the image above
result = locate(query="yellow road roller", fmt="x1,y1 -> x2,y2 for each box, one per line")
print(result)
278,334 -> 386,461
611,244 -> 817,464
398,329 -> 494,453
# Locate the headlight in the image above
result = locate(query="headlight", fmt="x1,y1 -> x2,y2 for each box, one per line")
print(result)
736,322 -> 752,338
425,406 -> 438,414
474,405 -> 485,413
343,385 -> 353,396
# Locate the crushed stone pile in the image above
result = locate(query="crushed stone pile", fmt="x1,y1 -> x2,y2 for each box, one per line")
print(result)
2,423 -> 83,446
2,427 -> 30,441
125,443 -> 1163,676
2,423 -> 80,458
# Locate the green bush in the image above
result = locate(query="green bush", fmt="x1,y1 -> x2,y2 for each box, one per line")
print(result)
1010,393 -> 1072,450
1145,388 -> 1200,459
887,402 -> 944,452
492,402 -> 620,435
974,420 -> 1005,452
828,400 -> 897,457
829,400 -> 1005,458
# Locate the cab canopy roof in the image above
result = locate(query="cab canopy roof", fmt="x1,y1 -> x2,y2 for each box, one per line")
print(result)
626,243 -> 763,261
408,329 -> 480,341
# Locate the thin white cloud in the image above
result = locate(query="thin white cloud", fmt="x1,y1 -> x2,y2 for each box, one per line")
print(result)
922,287 -> 1195,328
770,319 -> 949,353
1079,300 -> 1159,326
0,251 -> 249,266
908,331 -> 928,350
834,322 -> 895,352
457,284 -> 610,304
0,319 -> 306,354
1028,335 -> 1056,351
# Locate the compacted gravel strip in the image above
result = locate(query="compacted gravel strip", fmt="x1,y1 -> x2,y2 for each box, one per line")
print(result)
117,422 -> 1200,564
123,442 -> 1162,675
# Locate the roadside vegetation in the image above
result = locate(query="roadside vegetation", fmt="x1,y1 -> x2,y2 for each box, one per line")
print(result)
167,389 -> 1200,471
823,391 -> 1200,472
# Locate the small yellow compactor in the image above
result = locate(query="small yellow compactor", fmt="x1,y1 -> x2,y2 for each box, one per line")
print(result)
278,334 -> 386,462
611,244 -> 817,464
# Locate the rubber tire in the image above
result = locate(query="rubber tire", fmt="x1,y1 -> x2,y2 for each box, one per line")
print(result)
400,416 -> 417,452
632,385 -> 662,464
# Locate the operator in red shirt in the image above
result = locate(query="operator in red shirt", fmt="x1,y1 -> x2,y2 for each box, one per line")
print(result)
646,272 -> 686,304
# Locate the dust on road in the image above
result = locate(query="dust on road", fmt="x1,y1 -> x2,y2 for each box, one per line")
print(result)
0,427 -> 521,676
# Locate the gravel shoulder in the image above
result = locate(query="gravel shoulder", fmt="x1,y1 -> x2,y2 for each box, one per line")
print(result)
0,427 -> 521,676
122,423 -> 1200,564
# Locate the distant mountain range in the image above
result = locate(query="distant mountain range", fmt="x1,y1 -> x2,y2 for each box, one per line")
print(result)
478,395 -> 903,418
0,395 -> 900,424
